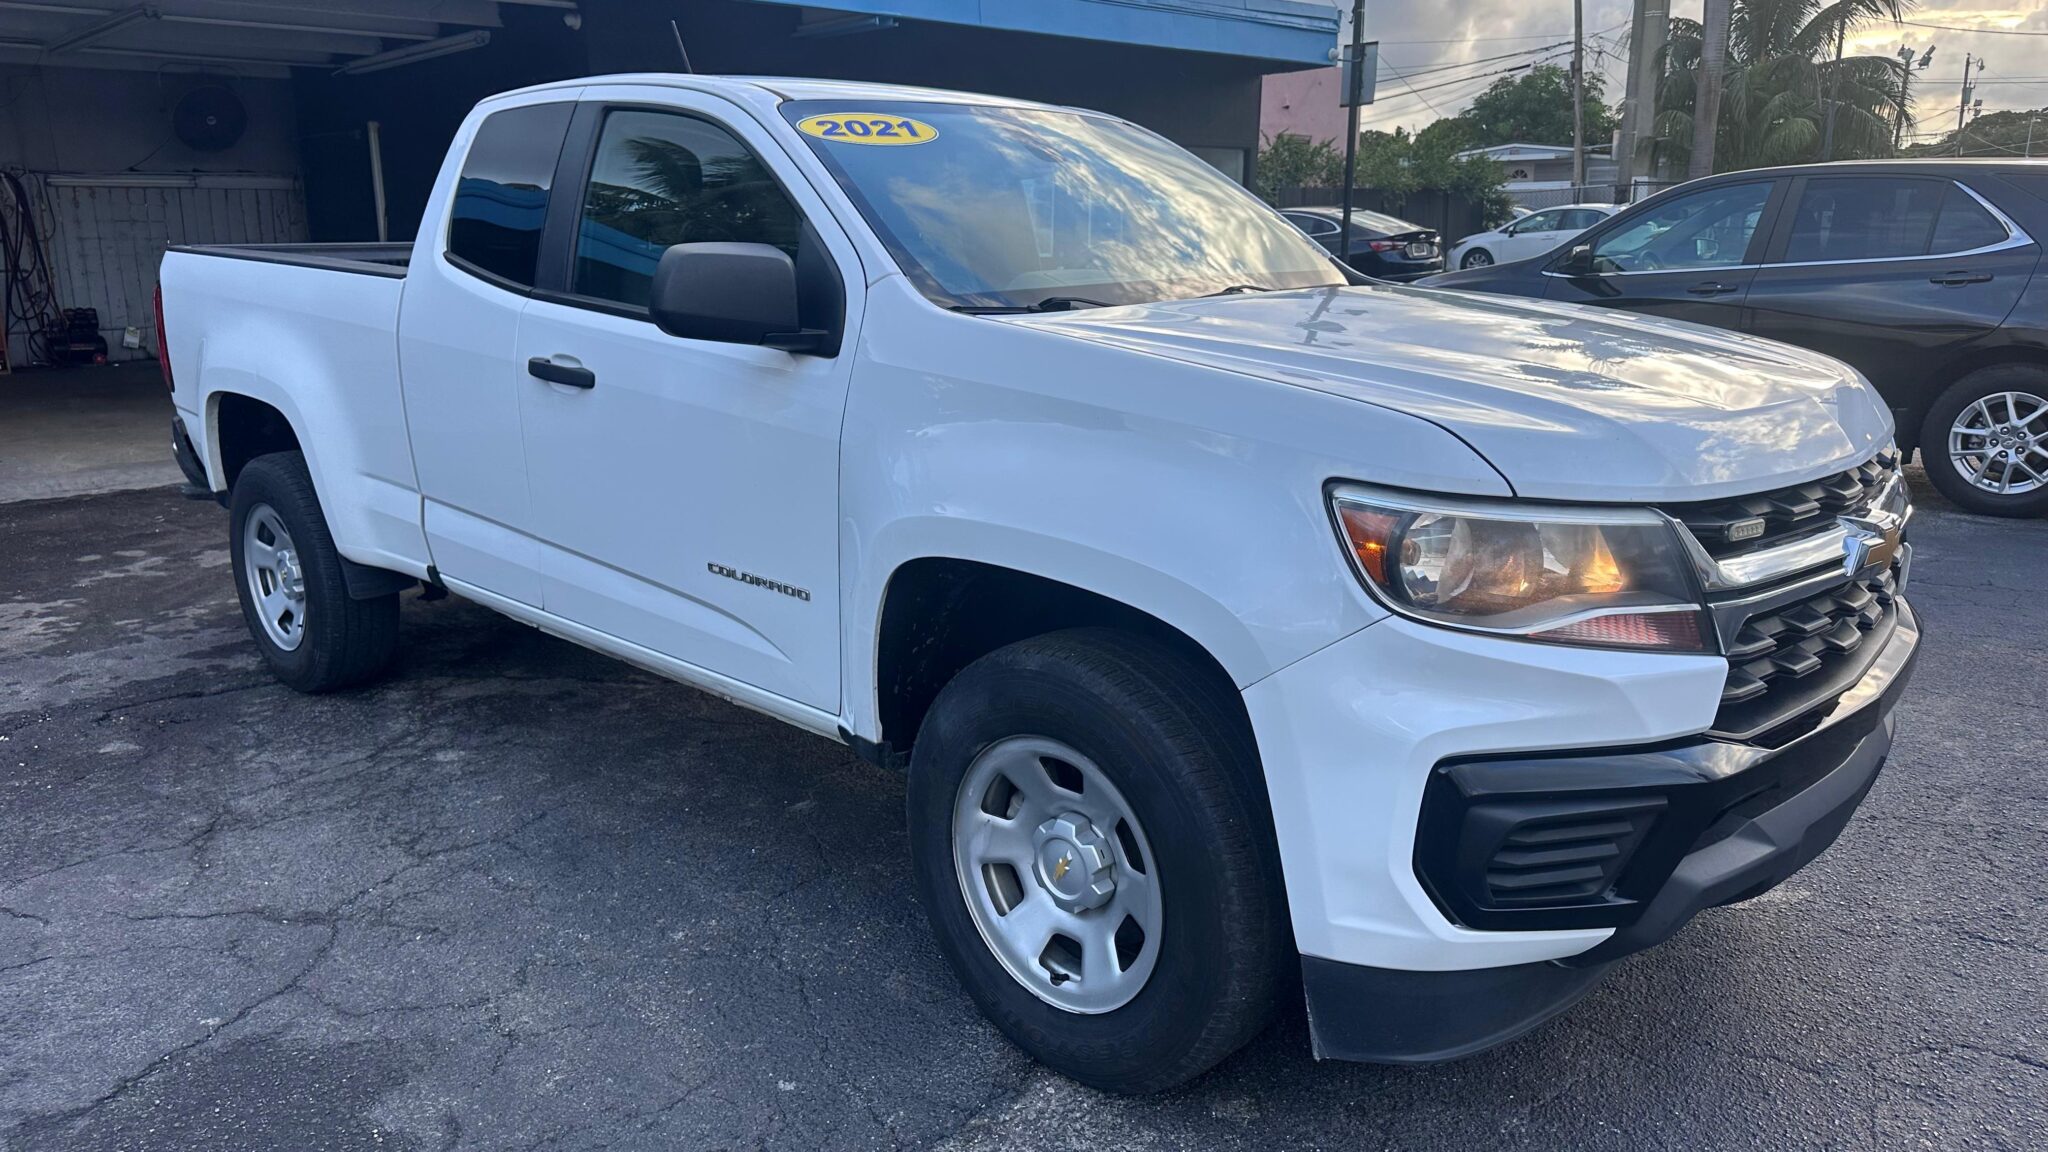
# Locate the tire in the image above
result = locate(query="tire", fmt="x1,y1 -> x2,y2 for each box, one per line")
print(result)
1461,248 -> 1494,269
907,628 -> 1290,1094
1918,365 -> 2048,517
228,451 -> 399,691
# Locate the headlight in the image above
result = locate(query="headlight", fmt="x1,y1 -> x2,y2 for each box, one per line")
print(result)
1330,485 -> 1707,651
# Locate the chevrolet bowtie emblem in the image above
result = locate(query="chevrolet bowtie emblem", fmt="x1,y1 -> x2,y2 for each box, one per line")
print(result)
1052,856 -> 1072,883
1840,513 -> 1903,580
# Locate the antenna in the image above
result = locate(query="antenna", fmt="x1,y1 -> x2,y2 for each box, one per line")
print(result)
670,19 -> 694,73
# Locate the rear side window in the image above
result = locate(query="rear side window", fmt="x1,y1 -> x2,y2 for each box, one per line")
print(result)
571,109 -> 801,309
1285,213 -> 1337,238
447,103 -> 575,288
1783,177 -> 1942,262
1929,188 -> 2009,253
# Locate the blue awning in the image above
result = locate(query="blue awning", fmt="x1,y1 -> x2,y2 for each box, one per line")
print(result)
748,0 -> 1340,67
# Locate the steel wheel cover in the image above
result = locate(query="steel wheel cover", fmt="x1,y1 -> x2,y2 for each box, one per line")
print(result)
951,736 -> 1162,1014
242,503 -> 308,651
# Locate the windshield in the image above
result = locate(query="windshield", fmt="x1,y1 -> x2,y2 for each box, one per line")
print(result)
781,100 -> 1345,310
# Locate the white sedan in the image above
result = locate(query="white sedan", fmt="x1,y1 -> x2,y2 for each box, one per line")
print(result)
1448,203 -> 1620,269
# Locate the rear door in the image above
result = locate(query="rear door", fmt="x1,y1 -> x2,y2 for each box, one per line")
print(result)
398,96 -> 578,606
1745,173 -> 2038,425
1542,178 -> 1784,329
510,87 -> 862,713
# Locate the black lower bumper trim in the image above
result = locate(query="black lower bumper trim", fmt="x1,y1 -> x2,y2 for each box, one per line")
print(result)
1302,954 -> 1611,1064
169,415 -> 216,500
1568,706 -> 1891,965
1415,600 -> 1918,943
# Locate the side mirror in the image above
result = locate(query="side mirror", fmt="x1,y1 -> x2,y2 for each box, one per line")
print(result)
649,242 -> 823,353
1559,243 -> 1597,276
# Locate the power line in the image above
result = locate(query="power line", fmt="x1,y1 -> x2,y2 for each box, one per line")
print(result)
1896,17 -> 2048,37
1372,20 -> 1626,47
1381,40 -> 1572,80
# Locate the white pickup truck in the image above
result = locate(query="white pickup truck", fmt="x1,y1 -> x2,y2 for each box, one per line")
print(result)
158,75 -> 1918,1093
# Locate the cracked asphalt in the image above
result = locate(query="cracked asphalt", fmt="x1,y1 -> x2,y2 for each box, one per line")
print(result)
1,473 -> 2044,1151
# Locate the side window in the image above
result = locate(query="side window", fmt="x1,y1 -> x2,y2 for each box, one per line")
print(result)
1561,209 -> 1604,230
447,103 -> 575,288
1287,214 -> 1339,239
572,109 -> 802,309
1783,177 -> 1942,263
1517,210 -> 1560,233
1929,186 -> 2010,254
1590,181 -> 1770,272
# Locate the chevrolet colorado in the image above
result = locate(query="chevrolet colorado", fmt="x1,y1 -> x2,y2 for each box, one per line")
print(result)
157,76 -> 1918,1093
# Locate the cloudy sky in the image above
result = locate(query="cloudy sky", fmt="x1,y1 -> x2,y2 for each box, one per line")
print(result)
1351,0 -> 2048,142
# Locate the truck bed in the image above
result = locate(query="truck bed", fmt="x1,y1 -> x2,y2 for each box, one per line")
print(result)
159,242 -> 428,579
168,242 -> 412,278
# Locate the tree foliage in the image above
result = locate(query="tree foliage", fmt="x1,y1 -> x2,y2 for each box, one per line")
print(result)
1460,65 -> 1620,147
1650,0 -> 1913,174
1252,132 -> 1344,199
1907,107 -> 2048,158
1255,122 -> 1512,226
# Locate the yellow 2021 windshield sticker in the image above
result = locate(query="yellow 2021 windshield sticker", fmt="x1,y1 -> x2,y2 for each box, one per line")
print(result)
796,113 -> 938,146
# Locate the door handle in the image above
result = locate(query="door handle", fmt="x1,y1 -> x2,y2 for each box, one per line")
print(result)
528,357 -> 595,389
1686,281 -> 1738,296
1929,271 -> 1993,286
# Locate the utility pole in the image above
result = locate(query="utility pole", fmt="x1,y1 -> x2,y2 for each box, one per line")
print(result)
1616,0 -> 1670,194
1338,0 -> 1366,266
1689,0 -> 1731,178
1820,27 -> 1844,160
1571,0 -> 1586,189
2027,115 -> 2039,158
1955,53 -> 1979,157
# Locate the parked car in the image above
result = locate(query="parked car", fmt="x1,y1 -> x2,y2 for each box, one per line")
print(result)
158,77 -> 1917,1094
1281,206 -> 1444,280
1448,202 -> 1621,269
1429,160 -> 2048,516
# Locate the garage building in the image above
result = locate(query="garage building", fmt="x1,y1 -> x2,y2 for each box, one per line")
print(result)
0,0 -> 1340,369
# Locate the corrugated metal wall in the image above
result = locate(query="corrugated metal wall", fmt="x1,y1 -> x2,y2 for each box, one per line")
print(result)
41,174 -> 306,363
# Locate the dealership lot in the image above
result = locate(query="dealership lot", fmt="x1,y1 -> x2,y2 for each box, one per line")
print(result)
1,477 -> 2043,1152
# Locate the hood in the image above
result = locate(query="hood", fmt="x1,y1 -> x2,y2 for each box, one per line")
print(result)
1015,284 -> 1892,503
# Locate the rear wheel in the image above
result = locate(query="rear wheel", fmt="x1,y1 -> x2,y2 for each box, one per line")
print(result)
1920,366 -> 2048,517
1461,248 -> 1494,269
229,451 -> 399,691
907,629 -> 1289,1094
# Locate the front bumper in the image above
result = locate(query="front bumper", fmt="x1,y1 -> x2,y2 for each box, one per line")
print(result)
1290,598 -> 1916,1062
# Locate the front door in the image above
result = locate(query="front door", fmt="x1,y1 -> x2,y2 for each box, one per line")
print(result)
1500,208 -> 1573,263
512,92 -> 861,713
1745,173 -> 2037,428
1543,179 -> 1783,330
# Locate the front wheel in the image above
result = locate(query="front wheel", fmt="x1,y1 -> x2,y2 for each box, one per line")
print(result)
1460,248 -> 1494,269
1920,366 -> 2048,517
907,629 -> 1290,1094
229,451 -> 399,691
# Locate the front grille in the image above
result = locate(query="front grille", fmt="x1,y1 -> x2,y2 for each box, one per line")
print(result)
1664,452 -> 1898,559
1712,563 -> 1901,742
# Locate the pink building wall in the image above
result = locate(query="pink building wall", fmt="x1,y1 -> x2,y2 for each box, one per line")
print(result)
1260,67 -> 1348,145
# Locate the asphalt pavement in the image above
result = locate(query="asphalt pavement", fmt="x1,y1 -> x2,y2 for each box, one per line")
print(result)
1,474 -> 2043,1151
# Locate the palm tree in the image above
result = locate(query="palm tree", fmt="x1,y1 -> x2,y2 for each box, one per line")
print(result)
1652,0 -> 1912,175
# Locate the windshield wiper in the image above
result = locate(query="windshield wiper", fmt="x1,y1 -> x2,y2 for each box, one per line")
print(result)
1202,284 -> 1275,296
949,295 -> 1114,315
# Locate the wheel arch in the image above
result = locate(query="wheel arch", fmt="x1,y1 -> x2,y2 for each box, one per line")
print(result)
208,389 -> 305,493
866,551 -> 1262,761
1907,345 -> 2048,454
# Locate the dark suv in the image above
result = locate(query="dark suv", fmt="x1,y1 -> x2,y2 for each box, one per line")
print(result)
1427,160 -> 2048,516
